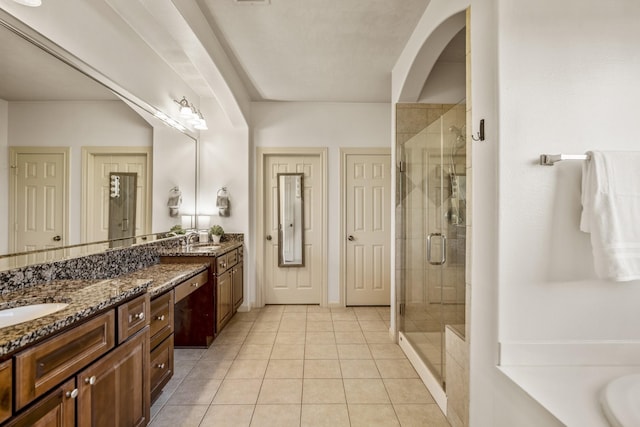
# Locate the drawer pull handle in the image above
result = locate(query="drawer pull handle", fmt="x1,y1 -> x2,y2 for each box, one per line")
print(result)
85,376 -> 96,385
133,312 -> 145,321
156,363 -> 165,369
191,283 -> 198,287
65,389 -> 79,399
156,315 -> 165,321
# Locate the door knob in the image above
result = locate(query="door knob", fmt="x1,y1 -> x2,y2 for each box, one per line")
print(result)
53,235 -> 61,242
266,235 -> 272,241
348,235 -> 355,241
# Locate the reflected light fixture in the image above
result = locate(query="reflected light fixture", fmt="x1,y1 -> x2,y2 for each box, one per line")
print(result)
173,96 -> 208,131
193,110 -> 208,130
11,0 -> 42,6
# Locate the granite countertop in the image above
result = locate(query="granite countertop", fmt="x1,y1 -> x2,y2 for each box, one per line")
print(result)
123,263 -> 208,298
0,263 -> 208,358
158,240 -> 243,258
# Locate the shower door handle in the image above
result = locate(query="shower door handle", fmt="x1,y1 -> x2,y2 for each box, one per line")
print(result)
426,233 -> 447,265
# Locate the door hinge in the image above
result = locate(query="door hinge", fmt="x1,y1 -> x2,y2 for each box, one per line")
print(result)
10,164 -> 18,175
399,303 -> 406,316
398,161 -> 406,173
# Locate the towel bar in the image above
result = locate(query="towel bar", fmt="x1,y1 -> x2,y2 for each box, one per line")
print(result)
539,154 -> 590,166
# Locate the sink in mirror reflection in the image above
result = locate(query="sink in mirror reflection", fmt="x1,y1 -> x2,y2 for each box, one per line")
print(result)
0,303 -> 69,328
188,245 -> 221,252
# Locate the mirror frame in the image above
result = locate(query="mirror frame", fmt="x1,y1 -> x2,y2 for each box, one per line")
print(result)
0,10 -> 200,263
277,173 -> 305,267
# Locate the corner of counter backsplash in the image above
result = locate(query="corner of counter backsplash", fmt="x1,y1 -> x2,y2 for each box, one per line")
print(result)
0,236 -> 186,294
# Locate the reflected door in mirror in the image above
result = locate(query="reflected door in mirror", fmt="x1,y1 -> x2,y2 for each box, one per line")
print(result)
108,172 -> 137,247
9,147 -> 69,252
277,173 -> 304,267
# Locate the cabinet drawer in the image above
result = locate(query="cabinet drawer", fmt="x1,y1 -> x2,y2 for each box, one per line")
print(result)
150,291 -> 174,349
174,270 -> 208,303
0,359 -> 11,424
226,249 -> 238,267
118,294 -> 150,344
14,310 -> 115,410
150,335 -> 173,403
216,253 -> 229,274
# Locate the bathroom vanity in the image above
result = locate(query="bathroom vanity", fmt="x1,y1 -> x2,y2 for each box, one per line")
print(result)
0,234 -> 245,425
160,239 -> 244,337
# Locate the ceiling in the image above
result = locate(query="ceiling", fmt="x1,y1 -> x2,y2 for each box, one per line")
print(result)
196,0 -> 432,102
0,0 -> 462,106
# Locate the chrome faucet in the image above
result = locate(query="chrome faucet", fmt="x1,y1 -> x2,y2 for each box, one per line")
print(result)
184,231 -> 198,249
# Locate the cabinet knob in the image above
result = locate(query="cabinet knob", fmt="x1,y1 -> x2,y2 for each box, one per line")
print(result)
133,312 -> 145,321
65,388 -> 79,399
85,375 -> 96,385
156,363 -> 165,369
156,314 -> 165,321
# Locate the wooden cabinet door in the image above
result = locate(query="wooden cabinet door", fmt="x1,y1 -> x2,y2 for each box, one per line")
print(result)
216,271 -> 232,331
4,378 -> 76,427
232,262 -> 244,312
0,359 -> 11,423
77,328 -> 149,427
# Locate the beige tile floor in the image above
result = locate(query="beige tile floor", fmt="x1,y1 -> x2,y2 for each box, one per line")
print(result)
150,305 -> 450,427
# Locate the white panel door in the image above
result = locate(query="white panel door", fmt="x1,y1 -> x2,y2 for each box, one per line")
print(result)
86,153 -> 148,242
264,154 -> 323,304
345,152 -> 391,306
13,151 -> 66,252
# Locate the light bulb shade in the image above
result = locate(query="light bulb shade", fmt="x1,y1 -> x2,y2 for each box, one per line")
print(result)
11,0 -> 42,6
194,119 -> 208,130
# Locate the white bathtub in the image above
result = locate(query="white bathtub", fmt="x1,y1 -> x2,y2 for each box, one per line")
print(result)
601,374 -> 640,427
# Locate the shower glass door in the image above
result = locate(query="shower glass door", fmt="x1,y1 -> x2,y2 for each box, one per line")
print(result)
396,102 -> 466,388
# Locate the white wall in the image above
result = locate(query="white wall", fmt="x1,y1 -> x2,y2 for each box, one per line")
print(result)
8,101 -> 152,244
418,61 -> 466,104
198,97 -> 251,308
476,0 -> 640,425
0,100 -> 8,254
498,0 -> 640,342
151,125 -> 197,234
251,102 -> 391,305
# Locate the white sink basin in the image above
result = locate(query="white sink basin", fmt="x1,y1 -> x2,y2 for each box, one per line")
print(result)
0,303 -> 69,328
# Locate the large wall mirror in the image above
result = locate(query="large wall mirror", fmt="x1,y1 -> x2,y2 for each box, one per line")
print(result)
0,12 -> 197,270
277,173 -> 304,267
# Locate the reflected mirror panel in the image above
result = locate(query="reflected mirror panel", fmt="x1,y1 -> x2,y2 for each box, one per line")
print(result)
277,173 -> 304,267
0,13 -> 197,267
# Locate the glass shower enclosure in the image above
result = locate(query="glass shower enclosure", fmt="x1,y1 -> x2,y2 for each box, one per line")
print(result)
396,101 -> 467,389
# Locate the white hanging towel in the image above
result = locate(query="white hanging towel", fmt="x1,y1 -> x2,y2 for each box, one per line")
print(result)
580,151 -> 640,281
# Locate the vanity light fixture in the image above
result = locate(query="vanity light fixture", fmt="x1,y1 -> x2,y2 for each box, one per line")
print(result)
173,96 -> 208,131
154,111 -> 187,132
193,110 -> 208,130
11,0 -> 42,6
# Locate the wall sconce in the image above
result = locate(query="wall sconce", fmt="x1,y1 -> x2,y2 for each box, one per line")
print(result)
174,96 -> 208,131
217,187 -> 230,217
